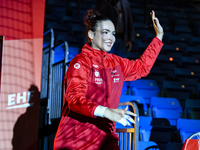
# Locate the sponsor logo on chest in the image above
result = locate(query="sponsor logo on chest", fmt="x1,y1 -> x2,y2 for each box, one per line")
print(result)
113,77 -> 120,83
94,70 -> 103,84
93,68 -> 121,84
111,70 -> 120,83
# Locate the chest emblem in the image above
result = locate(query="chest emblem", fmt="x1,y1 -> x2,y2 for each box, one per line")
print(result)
95,70 -> 100,77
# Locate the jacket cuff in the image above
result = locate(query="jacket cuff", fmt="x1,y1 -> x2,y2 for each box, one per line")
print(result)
94,105 -> 108,118
154,36 -> 164,44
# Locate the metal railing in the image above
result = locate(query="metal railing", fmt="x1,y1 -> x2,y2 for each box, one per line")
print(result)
41,28 -> 69,124
116,101 -> 139,150
48,41 -> 69,124
40,28 -> 54,100
49,41 -> 69,121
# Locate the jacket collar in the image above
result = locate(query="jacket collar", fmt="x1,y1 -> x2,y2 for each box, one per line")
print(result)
82,43 -> 108,58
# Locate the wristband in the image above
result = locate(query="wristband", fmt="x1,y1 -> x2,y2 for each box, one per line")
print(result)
94,105 -> 108,118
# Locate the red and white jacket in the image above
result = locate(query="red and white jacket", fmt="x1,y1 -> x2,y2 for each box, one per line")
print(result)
54,37 -> 163,150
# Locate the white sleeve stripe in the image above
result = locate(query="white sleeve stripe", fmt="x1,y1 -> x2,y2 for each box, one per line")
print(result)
94,105 -> 107,118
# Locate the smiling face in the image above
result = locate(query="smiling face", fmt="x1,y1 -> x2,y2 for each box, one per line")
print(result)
88,20 -> 116,52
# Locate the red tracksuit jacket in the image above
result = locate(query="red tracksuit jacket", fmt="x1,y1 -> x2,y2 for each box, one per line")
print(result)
54,37 -> 163,150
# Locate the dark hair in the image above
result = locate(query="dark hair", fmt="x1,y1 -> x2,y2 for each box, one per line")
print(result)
84,9 -> 110,43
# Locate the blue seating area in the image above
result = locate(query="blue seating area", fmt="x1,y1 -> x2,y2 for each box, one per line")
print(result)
139,116 -> 178,149
120,95 -> 148,115
130,79 -> 160,104
41,0 -> 200,149
185,99 -> 200,119
150,97 -> 182,126
177,119 -> 200,143
139,141 -> 159,150
162,80 -> 192,108
165,142 -> 183,150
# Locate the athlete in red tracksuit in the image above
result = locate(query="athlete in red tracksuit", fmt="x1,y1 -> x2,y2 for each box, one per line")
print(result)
54,9 -> 164,150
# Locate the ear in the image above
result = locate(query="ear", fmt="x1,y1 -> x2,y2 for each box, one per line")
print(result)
88,30 -> 94,40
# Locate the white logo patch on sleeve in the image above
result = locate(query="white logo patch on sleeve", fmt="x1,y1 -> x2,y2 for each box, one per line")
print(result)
74,63 -> 80,69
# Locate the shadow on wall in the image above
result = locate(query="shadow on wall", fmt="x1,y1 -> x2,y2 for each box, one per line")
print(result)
12,84 -> 40,150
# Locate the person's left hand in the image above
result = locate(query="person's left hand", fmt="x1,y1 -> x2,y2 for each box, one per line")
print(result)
126,41 -> 132,52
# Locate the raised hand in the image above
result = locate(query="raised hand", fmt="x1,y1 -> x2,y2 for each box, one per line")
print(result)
150,10 -> 164,41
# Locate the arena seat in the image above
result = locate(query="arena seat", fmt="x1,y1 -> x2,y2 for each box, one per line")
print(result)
165,142 -> 183,150
150,97 -> 182,126
139,141 -> 159,150
177,118 -> 200,143
139,116 -> 177,150
130,79 -> 160,104
185,99 -> 200,119
173,67 -> 199,93
162,80 -> 192,109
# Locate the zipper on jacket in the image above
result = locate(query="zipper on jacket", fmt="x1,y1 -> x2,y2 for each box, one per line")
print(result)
102,55 -> 112,108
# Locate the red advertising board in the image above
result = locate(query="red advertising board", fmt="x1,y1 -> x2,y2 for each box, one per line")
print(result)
0,0 -> 45,149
